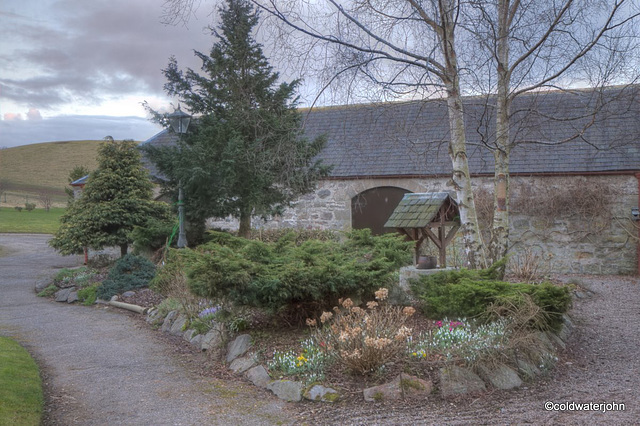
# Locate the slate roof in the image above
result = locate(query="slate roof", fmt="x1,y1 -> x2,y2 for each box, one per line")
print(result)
140,129 -> 173,181
384,192 -> 456,229
142,85 -> 640,179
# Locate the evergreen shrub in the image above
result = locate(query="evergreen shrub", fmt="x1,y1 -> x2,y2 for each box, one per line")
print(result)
185,229 -> 412,317
131,217 -> 177,255
410,261 -> 571,330
97,254 -> 156,300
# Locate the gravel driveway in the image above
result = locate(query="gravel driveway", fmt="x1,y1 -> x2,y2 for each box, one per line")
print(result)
2,233 -> 638,425
0,234 -> 290,425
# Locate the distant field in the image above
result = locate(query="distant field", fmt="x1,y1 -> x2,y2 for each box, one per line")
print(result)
0,207 -> 65,234
0,140 -> 103,208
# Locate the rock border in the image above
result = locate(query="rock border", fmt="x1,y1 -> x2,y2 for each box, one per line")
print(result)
146,304 -> 576,403
41,274 -> 580,404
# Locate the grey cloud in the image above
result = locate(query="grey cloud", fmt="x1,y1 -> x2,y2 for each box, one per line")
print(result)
0,114 -> 162,148
1,0 -> 214,110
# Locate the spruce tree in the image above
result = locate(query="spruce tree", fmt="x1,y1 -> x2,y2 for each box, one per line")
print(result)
51,138 -> 171,257
144,0 -> 329,238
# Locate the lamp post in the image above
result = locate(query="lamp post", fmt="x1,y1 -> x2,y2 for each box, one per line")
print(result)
167,106 -> 191,248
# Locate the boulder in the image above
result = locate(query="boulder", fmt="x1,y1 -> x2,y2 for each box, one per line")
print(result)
477,363 -> 522,390
161,310 -> 179,333
35,277 -> 50,293
399,373 -> 433,396
169,315 -> 188,336
363,380 -> 401,402
439,365 -> 486,398
54,287 -> 73,302
146,308 -> 165,325
536,331 -> 555,351
189,334 -> 203,348
122,291 -> 136,298
546,331 -> 566,350
200,325 -> 225,351
246,365 -> 271,388
557,314 -> 574,342
67,291 -> 79,304
229,355 -> 257,374
303,384 -> 340,403
183,329 -> 196,342
267,380 -> 303,402
363,373 -> 432,402
226,334 -> 252,363
516,359 -> 541,380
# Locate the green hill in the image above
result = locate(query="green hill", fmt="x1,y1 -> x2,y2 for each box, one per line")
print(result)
0,140 -> 104,207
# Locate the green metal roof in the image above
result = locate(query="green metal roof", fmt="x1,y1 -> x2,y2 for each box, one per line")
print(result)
384,192 -> 456,229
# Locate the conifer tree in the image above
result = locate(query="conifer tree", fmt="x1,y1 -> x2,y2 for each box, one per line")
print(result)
51,138 -> 171,257
144,0 -> 329,238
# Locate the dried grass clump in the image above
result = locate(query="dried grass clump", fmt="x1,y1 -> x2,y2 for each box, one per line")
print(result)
479,293 -> 553,367
508,247 -> 553,284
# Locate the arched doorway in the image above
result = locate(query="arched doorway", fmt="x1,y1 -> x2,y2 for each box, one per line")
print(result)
351,186 -> 411,235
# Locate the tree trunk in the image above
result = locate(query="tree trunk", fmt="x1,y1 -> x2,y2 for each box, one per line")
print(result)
120,244 -> 128,257
440,4 -> 487,269
238,209 -> 252,239
446,86 -> 487,269
489,0 -> 513,267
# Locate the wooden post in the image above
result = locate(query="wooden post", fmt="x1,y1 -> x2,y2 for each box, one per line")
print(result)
438,225 -> 446,268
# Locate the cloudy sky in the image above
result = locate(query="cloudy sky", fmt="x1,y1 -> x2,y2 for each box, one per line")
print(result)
0,0 -> 224,148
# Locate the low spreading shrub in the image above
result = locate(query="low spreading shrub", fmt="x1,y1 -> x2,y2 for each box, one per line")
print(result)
185,229 -> 413,318
77,284 -> 99,306
410,261 -> 571,330
37,284 -> 58,298
97,254 -> 156,300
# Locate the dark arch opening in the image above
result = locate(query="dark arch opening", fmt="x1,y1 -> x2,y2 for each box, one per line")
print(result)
351,186 -> 411,235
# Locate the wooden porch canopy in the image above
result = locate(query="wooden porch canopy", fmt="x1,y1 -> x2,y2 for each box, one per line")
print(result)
384,192 -> 461,268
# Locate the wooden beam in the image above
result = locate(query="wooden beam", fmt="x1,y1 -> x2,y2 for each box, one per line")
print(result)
423,227 -> 442,249
438,225 -> 446,268
444,226 -> 460,246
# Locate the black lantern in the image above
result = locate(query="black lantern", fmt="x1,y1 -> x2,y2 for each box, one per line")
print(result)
167,106 -> 191,134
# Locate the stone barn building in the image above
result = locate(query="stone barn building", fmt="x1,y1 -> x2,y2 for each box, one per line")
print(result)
143,86 -> 640,275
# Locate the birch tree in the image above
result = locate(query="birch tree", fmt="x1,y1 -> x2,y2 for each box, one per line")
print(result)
465,0 -> 640,262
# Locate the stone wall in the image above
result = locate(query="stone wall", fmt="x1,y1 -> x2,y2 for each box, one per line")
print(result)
208,174 -> 639,275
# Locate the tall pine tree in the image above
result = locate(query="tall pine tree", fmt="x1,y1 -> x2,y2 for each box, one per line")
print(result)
51,138 -> 171,257
144,0 -> 329,238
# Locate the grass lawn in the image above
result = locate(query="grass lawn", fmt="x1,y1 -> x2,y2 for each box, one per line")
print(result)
0,337 -> 44,426
0,207 -> 64,234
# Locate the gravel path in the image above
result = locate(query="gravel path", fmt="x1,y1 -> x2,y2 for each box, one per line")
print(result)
296,274 -> 640,425
2,234 -> 638,425
0,234 -> 290,425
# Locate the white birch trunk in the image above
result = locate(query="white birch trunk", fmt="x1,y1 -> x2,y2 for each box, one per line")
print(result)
440,2 -> 487,269
490,0 -> 514,265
